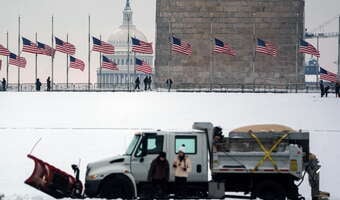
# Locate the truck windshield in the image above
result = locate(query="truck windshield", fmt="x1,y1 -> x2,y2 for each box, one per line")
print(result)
124,135 -> 140,155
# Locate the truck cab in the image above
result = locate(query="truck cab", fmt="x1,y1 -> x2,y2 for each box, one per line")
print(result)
84,130 -> 209,199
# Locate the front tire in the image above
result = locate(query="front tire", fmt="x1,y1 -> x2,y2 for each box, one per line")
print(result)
99,174 -> 134,199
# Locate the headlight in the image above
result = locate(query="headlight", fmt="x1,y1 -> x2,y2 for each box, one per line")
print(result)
87,174 -> 97,180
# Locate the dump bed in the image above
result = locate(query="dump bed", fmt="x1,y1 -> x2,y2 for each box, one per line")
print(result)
211,124 -> 309,179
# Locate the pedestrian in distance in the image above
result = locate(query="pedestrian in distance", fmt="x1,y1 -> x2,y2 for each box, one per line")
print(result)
35,78 -> 42,91
143,76 -> 148,91
46,77 -> 51,91
335,81 -> 340,98
134,77 -> 140,91
319,80 -> 325,98
173,146 -> 192,197
147,151 -> 170,198
166,78 -> 173,92
324,85 -> 330,98
147,76 -> 152,91
1,78 -> 6,91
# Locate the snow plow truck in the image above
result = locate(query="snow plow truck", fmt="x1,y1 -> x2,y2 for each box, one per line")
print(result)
25,122 -> 330,200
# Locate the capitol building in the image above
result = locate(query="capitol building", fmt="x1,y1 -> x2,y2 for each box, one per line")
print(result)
97,0 -> 154,86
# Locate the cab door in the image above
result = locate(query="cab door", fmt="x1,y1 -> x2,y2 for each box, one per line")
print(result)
131,133 -> 165,182
169,133 -> 208,182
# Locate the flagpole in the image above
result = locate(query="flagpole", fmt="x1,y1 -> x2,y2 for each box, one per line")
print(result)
295,12 -> 300,86
316,36 -> 320,84
6,31 -> 9,87
17,15 -> 21,92
99,35 -> 102,88
167,20 -> 172,81
210,22 -> 213,91
66,33 -> 69,88
88,15 -> 91,91
252,12 -> 256,74
338,16 -> 340,81
133,52 -> 136,79
35,32 -> 38,81
127,14 -> 131,91
51,15 -> 54,90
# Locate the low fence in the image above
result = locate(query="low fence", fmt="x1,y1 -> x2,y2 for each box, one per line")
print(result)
170,83 -> 324,93
0,82 -> 329,93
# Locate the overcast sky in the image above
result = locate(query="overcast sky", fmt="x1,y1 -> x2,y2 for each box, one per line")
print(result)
0,0 -> 339,83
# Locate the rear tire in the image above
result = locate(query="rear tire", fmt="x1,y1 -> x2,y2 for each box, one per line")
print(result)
286,179 -> 300,200
253,180 -> 286,200
99,174 -> 134,199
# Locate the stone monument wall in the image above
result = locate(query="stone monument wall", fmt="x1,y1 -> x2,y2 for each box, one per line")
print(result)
155,0 -> 305,86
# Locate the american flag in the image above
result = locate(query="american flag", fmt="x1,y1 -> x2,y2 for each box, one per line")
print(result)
171,36 -> 192,55
22,37 -> 39,54
320,67 -> 337,83
131,37 -> 153,54
9,53 -> 26,68
213,38 -> 236,56
55,37 -> 76,55
135,58 -> 152,74
37,42 -> 55,57
101,55 -> 118,71
0,44 -> 10,56
92,37 -> 115,54
256,38 -> 278,56
69,56 -> 85,71
299,40 -> 320,58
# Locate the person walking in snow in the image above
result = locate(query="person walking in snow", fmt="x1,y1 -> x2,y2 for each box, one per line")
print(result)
166,78 -> 173,92
147,76 -> 152,91
35,78 -> 42,91
134,77 -> 140,91
147,152 -> 169,198
173,146 -> 192,197
324,85 -> 330,98
335,81 -> 340,98
143,76 -> 148,91
1,78 -> 6,91
319,80 -> 325,97
46,77 -> 51,91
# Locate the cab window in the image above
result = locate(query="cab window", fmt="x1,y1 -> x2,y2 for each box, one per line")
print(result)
175,136 -> 197,154
135,135 -> 164,157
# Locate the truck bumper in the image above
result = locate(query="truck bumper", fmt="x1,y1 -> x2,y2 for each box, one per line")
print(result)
84,180 -> 101,197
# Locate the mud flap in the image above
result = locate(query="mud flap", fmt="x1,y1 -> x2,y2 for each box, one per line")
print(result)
307,154 -> 330,200
25,154 -> 83,199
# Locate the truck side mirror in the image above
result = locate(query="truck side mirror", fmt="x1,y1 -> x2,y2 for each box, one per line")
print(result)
141,136 -> 148,157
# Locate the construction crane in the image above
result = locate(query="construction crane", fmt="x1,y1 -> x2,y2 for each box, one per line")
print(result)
304,15 -> 340,81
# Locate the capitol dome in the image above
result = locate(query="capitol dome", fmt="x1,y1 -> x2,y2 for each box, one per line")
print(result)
108,26 -> 148,47
107,0 -> 148,47
97,0 -> 154,87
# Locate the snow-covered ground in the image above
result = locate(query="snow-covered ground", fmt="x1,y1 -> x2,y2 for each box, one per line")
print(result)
0,92 -> 339,199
